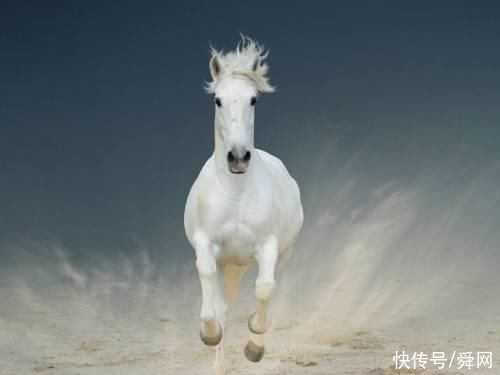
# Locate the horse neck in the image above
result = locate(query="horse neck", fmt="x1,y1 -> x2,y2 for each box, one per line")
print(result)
213,118 -> 256,199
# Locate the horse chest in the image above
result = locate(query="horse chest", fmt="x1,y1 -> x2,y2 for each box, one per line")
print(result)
203,193 -> 274,261
221,199 -> 269,233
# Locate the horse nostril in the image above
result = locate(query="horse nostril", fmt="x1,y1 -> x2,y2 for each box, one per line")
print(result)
227,151 -> 235,163
243,151 -> 251,162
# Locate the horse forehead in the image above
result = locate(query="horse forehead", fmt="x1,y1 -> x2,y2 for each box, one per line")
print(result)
216,77 -> 255,98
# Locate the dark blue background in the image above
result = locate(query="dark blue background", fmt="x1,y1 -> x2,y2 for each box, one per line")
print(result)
1,1 -> 499,262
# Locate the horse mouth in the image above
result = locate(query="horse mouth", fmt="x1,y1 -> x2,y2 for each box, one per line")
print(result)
229,162 -> 248,174
229,168 -> 247,174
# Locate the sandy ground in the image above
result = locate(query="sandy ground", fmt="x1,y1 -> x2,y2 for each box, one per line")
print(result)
0,259 -> 499,375
1,183 -> 499,374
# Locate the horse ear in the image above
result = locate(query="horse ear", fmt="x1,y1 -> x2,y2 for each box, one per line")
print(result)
251,56 -> 260,72
210,55 -> 223,80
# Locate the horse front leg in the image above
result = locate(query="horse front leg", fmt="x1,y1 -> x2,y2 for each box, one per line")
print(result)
245,236 -> 278,362
194,233 -> 223,347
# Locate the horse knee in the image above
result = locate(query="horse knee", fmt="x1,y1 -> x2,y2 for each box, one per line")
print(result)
255,280 -> 275,301
200,307 -> 216,322
196,256 -> 216,278
194,233 -> 217,277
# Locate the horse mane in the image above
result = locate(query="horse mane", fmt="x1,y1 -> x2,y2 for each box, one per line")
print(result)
206,36 -> 275,94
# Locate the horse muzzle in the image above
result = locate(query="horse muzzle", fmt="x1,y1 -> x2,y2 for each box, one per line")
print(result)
227,147 -> 251,174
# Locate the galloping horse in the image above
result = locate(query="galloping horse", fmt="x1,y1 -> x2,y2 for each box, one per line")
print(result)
184,37 -> 303,374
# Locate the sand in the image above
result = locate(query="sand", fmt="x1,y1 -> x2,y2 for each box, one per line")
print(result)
0,255 -> 499,375
1,182 -> 499,374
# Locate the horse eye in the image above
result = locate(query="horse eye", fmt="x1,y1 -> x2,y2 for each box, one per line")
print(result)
250,96 -> 257,106
214,97 -> 222,107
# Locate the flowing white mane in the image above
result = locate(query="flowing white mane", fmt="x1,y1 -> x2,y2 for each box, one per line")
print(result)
206,36 -> 275,94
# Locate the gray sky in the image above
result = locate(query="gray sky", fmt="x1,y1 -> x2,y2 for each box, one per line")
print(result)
1,1 -> 499,264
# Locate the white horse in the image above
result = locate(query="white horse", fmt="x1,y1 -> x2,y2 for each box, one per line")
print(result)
184,37 -> 303,374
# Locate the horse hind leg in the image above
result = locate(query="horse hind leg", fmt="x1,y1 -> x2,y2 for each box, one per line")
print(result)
214,336 -> 225,375
214,288 -> 227,375
209,264 -> 248,374
224,264 -> 249,306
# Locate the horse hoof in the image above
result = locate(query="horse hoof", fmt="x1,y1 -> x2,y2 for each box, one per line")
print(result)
247,312 -> 267,335
244,340 -> 265,362
200,324 -> 222,346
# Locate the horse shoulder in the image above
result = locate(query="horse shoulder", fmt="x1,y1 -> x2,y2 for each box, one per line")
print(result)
184,156 -> 216,244
256,149 -> 304,247
256,149 -> 287,174
256,149 -> 301,197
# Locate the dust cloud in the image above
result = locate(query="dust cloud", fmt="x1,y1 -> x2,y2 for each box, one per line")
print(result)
1,142 -> 499,374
